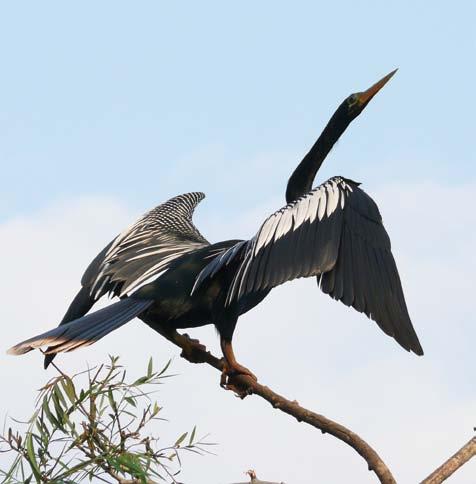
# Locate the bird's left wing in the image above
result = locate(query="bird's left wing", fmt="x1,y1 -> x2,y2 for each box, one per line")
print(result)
193,177 -> 423,355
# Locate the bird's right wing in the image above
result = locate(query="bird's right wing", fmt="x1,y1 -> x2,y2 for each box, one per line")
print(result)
193,177 -> 423,355
84,192 -> 209,300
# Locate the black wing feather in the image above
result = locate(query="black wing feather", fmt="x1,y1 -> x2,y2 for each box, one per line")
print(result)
194,176 -> 423,355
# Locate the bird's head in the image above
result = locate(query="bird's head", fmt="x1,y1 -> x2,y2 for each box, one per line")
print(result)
341,68 -> 398,120
285,68 -> 398,203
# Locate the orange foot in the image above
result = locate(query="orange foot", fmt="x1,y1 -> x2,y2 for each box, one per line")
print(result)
220,360 -> 257,398
180,334 -> 207,364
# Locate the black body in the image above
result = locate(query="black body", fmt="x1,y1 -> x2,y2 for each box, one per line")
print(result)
136,240 -> 270,340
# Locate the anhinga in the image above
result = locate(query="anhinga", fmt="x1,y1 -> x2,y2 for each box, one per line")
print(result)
8,70 -> 423,380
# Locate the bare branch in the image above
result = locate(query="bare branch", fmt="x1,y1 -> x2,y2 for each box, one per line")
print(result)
156,329 -> 397,484
421,436 -> 476,484
22,336 -> 476,483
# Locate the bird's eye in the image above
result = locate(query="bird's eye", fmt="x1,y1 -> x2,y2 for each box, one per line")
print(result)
347,94 -> 358,106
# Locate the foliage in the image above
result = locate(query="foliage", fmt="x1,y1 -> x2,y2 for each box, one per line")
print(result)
0,356 -> 210,483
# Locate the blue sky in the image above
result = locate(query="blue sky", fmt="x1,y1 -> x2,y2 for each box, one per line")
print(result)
1,2 -> 476,483
1,1 -> 475,221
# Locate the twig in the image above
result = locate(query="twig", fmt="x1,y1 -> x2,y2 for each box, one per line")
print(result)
155,329 -> 396,484
420,436 -> 476,484
230,469 -> 285,483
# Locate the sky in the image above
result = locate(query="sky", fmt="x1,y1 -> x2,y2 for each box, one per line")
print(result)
1,1 -> 475,483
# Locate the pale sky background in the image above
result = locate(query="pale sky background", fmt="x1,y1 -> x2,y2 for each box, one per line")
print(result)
1,1 -> 476,483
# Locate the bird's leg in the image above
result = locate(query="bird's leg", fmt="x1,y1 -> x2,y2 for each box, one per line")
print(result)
219,337 -> 256,398
220,337 -> 257,381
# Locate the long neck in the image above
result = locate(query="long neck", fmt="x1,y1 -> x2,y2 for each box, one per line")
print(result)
285,107 -> 350,203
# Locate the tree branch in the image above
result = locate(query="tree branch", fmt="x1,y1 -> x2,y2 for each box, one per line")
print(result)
157,329 -> 397,484
420,436 -> 476,484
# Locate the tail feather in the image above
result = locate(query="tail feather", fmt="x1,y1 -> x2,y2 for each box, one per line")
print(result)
8,298 -> 152,358
45,301 -> 149,354
44,286 -> 98,368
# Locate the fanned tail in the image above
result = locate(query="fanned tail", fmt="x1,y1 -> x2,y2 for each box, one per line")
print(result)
8,298 -> 152,359
43,286 -> 97,368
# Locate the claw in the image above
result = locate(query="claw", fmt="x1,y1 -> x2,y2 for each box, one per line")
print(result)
180,335 -> 207,364
220,360 -> 256,398
222,361 -> 257,380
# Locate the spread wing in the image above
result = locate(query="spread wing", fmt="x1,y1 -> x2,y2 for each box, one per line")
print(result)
193,177 -> 422,355
86,192 -> 209,300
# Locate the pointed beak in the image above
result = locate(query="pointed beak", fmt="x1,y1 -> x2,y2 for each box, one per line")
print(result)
357,68 -> 398,105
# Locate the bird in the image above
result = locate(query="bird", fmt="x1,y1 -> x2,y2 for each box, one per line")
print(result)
8,69 -> 423,381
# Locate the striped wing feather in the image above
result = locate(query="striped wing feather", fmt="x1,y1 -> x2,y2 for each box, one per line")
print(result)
86,192 -> 209,300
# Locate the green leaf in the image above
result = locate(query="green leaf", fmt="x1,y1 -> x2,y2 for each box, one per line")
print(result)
157,359 -> 171,377
189,425 -> 196,445
174,432 -> 188,447
147,357 -> 153,378
42,396 -> 60,429
61,377 -> 77,404
124,396 -> 137,408
152,401 -> 160,416
52,391 -> 66,428
35,419 -> 50,447
26,432 -> 41,481
53,383 -> 67,408
53,458 -> 96,480
133,376 -> 149,386
107,387 -> 117,413
121,410 -> 137,419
